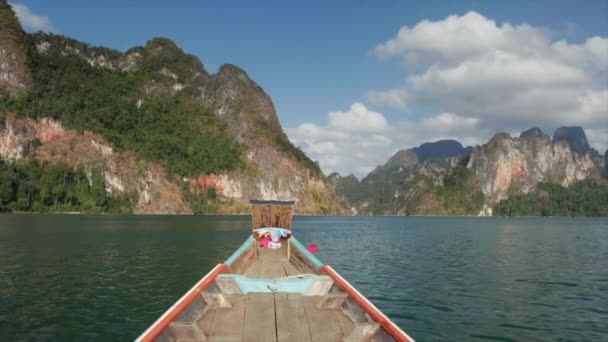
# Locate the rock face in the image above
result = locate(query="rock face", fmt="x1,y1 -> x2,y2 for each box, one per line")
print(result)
605,149 -> 608,176
328,140 -> 476,215
0,1 -> 343,214
413,140 -> 471,161
0,116 -> 190,214
365,140 -> 469,183
553,126 -> 590,155
0,2 -> 31,96
467,132 -> 598,202
330,129 -> 602,215
199,64 -> 287,144
520,127 -> 548,139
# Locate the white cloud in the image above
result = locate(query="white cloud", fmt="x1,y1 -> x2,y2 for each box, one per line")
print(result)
369,11 -> 607,151
420,112 -> 480,132
327,102 -> 388,132
9,2 -> 55,32
289,12 -> 608,176
367,88 -> 409,110
287,104 -> 489,177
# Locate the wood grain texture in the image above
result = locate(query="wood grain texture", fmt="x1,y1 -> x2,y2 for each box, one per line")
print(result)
302,296 -> 344,342
242,293 -> 277,342
275,293 -> 312,342
281,260 -> 300,276
209,295 -> 246,338
258,261 -> 287,278
344,322 -> 380,342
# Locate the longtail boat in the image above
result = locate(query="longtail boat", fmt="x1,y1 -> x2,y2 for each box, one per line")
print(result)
136,200 -> 414,342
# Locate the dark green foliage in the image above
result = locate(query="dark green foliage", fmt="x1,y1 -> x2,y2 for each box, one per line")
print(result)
494,180 -> 608,216
1,34 -> 242,177
0,160 -> 133,213
181,184 -> 217,214
403,166 -> 485,215
274,136 -> 323,177
434,167 -> 485,214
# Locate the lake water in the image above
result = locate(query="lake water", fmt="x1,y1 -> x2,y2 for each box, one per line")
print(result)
0,215 -> 606,341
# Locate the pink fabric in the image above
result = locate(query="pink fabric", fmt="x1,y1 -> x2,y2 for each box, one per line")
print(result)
307,244 -> 319,253
260,235 -> 271,248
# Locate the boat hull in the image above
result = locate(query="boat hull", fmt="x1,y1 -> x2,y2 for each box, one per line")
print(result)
136,231 -> 414,342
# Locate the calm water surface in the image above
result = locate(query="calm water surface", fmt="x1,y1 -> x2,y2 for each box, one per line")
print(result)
0,215 -> 607,341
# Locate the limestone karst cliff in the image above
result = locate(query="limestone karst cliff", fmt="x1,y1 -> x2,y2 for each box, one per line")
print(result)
0,1 -> 343,214
329,128 -> 605,215
0,1 -> 31,96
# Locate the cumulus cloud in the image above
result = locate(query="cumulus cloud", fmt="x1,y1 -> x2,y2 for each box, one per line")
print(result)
368,88 -> 409,110
9,2 -> 55,32
290,12 -> 607,177
287,104 -> 487,177
369,11 -> 607,148
328,103 -> 388,132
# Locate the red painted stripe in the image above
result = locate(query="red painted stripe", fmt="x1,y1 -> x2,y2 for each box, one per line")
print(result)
136,263 -> 227,342
322,265 -> 415,342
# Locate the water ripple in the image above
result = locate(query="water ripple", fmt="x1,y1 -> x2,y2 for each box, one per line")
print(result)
0,215 -> 607,341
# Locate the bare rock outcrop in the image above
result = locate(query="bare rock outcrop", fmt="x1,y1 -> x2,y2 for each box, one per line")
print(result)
0,115 -> 190,214
0,2 -> 31,96
467,130 -> 598,203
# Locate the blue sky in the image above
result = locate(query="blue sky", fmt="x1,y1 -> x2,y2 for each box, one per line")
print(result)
10,1 -> 608,176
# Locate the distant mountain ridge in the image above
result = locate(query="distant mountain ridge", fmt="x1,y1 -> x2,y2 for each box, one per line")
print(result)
0,1 -> 343,214
329,127 -> 607,216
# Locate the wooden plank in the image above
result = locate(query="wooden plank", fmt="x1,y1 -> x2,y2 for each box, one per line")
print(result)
281,260 -> 300,276
342,297 -> 370,323
335,310 -> 355,337
258,261 -> 287,278
209,295 -> 247,338
371,328 -> 397,342
228,245 -> 256,274
167,322 -> 206,341
207,336 -> 242,342
289,255 -> 311,274
275,293 -> 312,342
202,293 -> 232,309
243,293 -> 277,342
196,308 -> 215,336
317,293 -> 348,309
261,205 -> 271,228
344,322 -> 380,342
243,260 -> 261,278
258,245 -> 287,261
305,278 -> 334,296
302,296 -> 343,342
290,249 -> 318,274
215,278 -> 242,295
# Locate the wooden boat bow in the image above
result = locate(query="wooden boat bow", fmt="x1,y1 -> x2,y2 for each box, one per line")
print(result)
136,200 -> 414,342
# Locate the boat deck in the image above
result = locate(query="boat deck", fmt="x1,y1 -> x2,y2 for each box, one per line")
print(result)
139,204 -> 411,342
243,245 -> 307,278
194,293 -> 355,342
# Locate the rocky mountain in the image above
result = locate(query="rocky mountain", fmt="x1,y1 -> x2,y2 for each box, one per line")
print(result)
519,127 -> 546,139
0,1 -> 343,214
330,140 -> 477,215
413,140 -> 473,161
0,1 -> 31,96
330,128 -> 606,216
467,129 -> 599,204
366,139 -> 470,180
553,126 -> 590,155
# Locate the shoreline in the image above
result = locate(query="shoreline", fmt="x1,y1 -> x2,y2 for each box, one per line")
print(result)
1,212 -> 606,218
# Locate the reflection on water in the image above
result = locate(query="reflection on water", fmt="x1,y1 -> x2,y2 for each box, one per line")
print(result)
0,215 -> 607,341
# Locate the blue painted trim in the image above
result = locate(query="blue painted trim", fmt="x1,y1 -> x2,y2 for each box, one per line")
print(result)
225,236 -> 254,266
219,274 -> 331,294
290,237 -> 324,268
